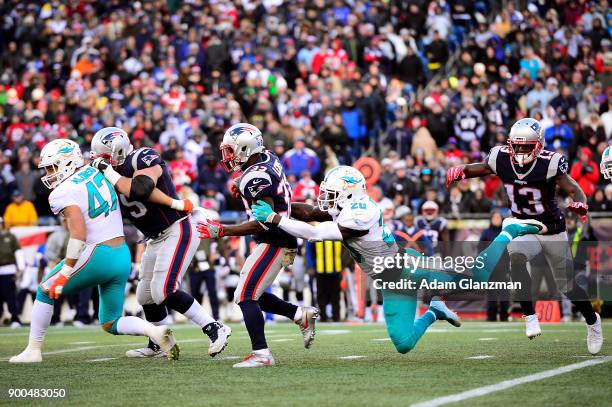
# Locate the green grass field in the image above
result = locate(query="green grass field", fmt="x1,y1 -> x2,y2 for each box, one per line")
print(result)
1,320 -> 610,406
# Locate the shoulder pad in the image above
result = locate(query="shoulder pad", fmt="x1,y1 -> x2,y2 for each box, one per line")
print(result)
131,148 -> 162,171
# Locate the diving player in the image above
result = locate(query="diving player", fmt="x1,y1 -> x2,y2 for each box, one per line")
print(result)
249,165 -> 545,355
446,117 -> 603,354
196,123 -> 318,368
10,139 -> 178,363
90,128 -> 231,358
601,145 -> 612,181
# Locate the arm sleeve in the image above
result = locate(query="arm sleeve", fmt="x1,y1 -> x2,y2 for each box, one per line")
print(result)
277,218 -> 343,241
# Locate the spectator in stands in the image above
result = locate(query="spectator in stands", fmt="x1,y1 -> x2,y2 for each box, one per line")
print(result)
570,147 -> 600,197
544,114 -> 574,153
454,96 -> 485,149
0,216 -> 24,328
282,137 -> 320,179
3,190 -> 37,228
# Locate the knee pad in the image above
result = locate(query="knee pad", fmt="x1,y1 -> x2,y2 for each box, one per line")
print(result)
136,281 -> 155,305
151,286 -> 167,306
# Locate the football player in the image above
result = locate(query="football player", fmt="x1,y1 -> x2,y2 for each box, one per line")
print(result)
90,128 -> 231,358
415,201 -> 449,253
10,140 -> 178,363
249,165 -> 545,354
601,145 -> 612,181
196,123 -> 318,368
446,118 -> 603,354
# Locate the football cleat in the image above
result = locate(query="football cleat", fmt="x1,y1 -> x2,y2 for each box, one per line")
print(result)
232,352 -> 275,368
587,313 -> 603,355
203,321 -> 232,357
502,218 -> 548,237
145,325 -> 180,360
429,297 -> 461,327
295,306 -> 319,349
125,345 -> 167,358
524,314 -> 542,339
9,345 -> 43,364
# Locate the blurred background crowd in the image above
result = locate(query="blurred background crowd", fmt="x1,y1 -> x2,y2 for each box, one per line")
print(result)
1,0 -> 612,326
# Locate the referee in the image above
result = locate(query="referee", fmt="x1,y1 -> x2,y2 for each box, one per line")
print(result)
306,240 -> 347,322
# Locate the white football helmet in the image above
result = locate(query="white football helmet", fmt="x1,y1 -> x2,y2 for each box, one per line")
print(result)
317,166 -> 367,215
91,127 -> 133,166
38,139 -> 84,190
507,118 -> 544,166
601,145 -> 612,180
220,123 -> 264,172
421,200 -> 439,221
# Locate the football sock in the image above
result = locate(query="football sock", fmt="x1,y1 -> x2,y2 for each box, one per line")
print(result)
239,300 -> 267,351
183,298 -> 216,328
575,302 -> 597,325
28,300 -> 53,347
116,316 -> 148,336
508,253 -> 536,315
258,292 -> 298,320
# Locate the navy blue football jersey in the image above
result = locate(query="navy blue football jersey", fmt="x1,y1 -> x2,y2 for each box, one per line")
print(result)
414,216 -> 447,247
487,146 -> 568,234
238,151 -> 297,248
115,147 -> 186,238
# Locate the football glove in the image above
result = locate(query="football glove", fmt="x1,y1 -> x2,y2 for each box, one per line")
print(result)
91,157 -> 110,172
445,165 -> 465,187
197,219 -> 225,239
49,274 -> 70,299
251,200 -> 277,223
568,201 -> 589,223
170,199 -> 194,213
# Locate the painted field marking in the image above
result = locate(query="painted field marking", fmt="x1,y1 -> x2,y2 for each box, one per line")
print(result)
465,355 -> 494,360
69,341 -> 96,345
339,355 -> 366,360
411,356 -> 612,407
271,338 -> 294,342
373,338 -> 391,342
87,357 -> 117,362
478,338 -> 497,341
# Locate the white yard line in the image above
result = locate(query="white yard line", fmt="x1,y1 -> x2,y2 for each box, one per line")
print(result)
411,356 -> 612,407
465,355 -> 494,360
338,355 -> 366,360
87,357 -> 117,362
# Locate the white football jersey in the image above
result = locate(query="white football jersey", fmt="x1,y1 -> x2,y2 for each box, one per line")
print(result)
333,197 -> 398,276
49,166 -> 124,245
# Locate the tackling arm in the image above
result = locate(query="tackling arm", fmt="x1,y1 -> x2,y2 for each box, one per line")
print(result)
290,202 -> 333,222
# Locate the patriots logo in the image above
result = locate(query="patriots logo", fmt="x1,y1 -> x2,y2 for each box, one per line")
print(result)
229,126 -> 251,139
141,154 -> 157,166
558,160 -> 568,174
248,179 -> 271,197
100,134 -> 115,146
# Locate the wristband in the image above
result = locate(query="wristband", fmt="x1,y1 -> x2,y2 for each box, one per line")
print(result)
66,238 -> 85,260
59,264 -> 74,278
170,199 -> 185,211
103,166 -> 122,186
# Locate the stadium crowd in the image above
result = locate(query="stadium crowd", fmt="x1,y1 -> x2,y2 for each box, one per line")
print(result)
1,0 -> 612,325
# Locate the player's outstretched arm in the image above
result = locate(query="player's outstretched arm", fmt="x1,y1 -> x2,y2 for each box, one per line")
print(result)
196,197 -> 274,239
557,173 -> 589,223
251,200 -> 365,241
445,162 -> 494,187
92,159 -> 192,212
290,202 -> 333,222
